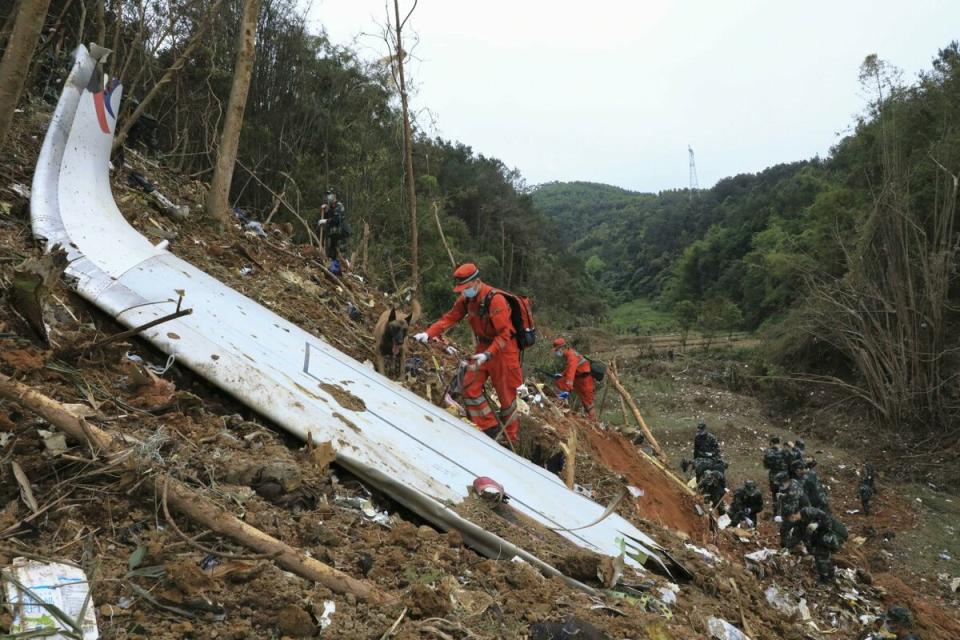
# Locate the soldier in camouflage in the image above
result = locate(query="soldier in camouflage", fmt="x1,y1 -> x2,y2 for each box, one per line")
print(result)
859,462 -> 876,516
681,451 -> 727,483
789,458 -> 806,481
698,468 -> 727,511
763,436 -> 789,501
774,470 -> 809,549
875,606 -> 922,640
789,439 -> 806,465
799,506 -> 847,584
803,459 -> 830,511
693,422 -> 721,459
728,479 -> 764,527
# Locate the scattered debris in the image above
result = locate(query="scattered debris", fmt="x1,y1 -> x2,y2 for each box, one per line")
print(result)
127,170 -> 189,219
37,428 -> 68,456
707,617 -> 751,640
530,615 -> 610,640
764,584 -> 797,616
317,599 -> 336,630
2,557 -> 99,639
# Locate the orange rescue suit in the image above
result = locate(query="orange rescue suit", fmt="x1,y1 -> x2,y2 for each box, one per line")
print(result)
555,347 -> 596,420
426,283 -> 523,441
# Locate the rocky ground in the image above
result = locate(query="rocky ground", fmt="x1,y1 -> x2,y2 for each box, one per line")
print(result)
1,100 -> 959,639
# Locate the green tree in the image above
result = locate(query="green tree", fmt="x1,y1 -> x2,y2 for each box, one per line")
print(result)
673,300 -> 698,352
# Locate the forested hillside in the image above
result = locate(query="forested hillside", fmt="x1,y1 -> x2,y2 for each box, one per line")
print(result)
0,0 -> 600,321
536,44 -> 960,437
537,45 -> 960,333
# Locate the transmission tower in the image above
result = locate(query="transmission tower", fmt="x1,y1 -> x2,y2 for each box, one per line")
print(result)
688,145 -> 699,194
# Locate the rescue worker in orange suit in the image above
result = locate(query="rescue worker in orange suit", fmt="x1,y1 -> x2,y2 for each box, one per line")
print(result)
551,337 -> 596,420
413,264 -> 523,442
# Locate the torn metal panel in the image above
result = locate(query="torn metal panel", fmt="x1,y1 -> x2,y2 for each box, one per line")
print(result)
31,46 -> 673,577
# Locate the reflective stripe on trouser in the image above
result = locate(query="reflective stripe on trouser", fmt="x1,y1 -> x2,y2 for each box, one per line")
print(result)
500,399 -> 519,435
462,395 -> 493,420
462,344 -> 523,441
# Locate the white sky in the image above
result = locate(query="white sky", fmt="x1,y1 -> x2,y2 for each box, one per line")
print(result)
306,0 -> 960,192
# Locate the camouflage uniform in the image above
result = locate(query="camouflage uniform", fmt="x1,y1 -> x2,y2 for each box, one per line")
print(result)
803,466 -> 830,511
763,442 -> 789,500
876,606 -> 922,640
728,481 -> 764,527
859,463 -> 876,515
693,422 -> 720,460
799,507 -> 847,583
682,454 -> 727,483
698,469 -> 726,510
789,439 -> 806,465
693,423 -> 721,460
775,474 -> 810,549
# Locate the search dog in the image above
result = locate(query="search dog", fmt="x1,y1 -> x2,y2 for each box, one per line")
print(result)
373,300 -> 421,379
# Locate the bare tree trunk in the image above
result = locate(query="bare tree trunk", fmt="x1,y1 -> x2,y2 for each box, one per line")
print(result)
608,364 -> 666,462
0,0 -> 24,49
95,0 -> 104,44
205,0 -> 260,228
432,200 -> 455,267
112,0 -> 222,152
393,0 -> 418,290
0,0 -> 52,147
361,220 -> 370,272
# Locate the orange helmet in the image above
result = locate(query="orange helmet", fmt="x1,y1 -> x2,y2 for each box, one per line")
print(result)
552,337 -> 566,348
452,263 -> 481,292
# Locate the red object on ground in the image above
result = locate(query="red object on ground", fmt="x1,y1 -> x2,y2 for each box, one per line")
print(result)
473,476 -> 505,501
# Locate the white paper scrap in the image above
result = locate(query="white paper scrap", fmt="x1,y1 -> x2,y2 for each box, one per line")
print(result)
3,557 -> 99,639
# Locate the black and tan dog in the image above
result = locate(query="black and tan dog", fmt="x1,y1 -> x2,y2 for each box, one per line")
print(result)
373,300 -> 421,378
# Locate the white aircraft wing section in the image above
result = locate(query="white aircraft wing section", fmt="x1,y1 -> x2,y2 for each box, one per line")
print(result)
32,46 -> 673,580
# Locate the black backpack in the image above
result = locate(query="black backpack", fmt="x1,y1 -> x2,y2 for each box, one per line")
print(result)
586,357 -> 606,381
480,289 -> 537,350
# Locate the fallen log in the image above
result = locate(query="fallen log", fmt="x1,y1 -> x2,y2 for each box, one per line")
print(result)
607,364 -> 666,463
0,372 -> 388,604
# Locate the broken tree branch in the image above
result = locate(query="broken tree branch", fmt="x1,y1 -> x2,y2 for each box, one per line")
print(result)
58,307 -> 193,359
0,373 -> 389,604
607,364 -> 666,463
112,0 -> 225,151
432,201 -> 455,268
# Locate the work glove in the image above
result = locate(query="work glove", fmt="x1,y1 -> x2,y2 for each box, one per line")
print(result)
557,391 -> 570,400
806,522 -> 819,533
471,352 -> 490,365
774,516 -> 783,523
316,218 -> 329,225
413,332 -> 429,343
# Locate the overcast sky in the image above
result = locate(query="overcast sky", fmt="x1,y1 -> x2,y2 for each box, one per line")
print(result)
306,1 -> 959,193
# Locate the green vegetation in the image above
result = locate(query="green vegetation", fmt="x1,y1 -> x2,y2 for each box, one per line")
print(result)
10,0 -> 601,324
535,43 -> 960,438
608,298 -> 676,333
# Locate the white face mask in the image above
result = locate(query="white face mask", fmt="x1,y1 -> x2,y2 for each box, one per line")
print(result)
463,286 -> 478,298
554,350 -> 563,357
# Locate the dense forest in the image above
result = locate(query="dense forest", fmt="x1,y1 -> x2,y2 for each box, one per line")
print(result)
535,45 -> 960,436
536,45 -> 960,334
0,0 -> 601,321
